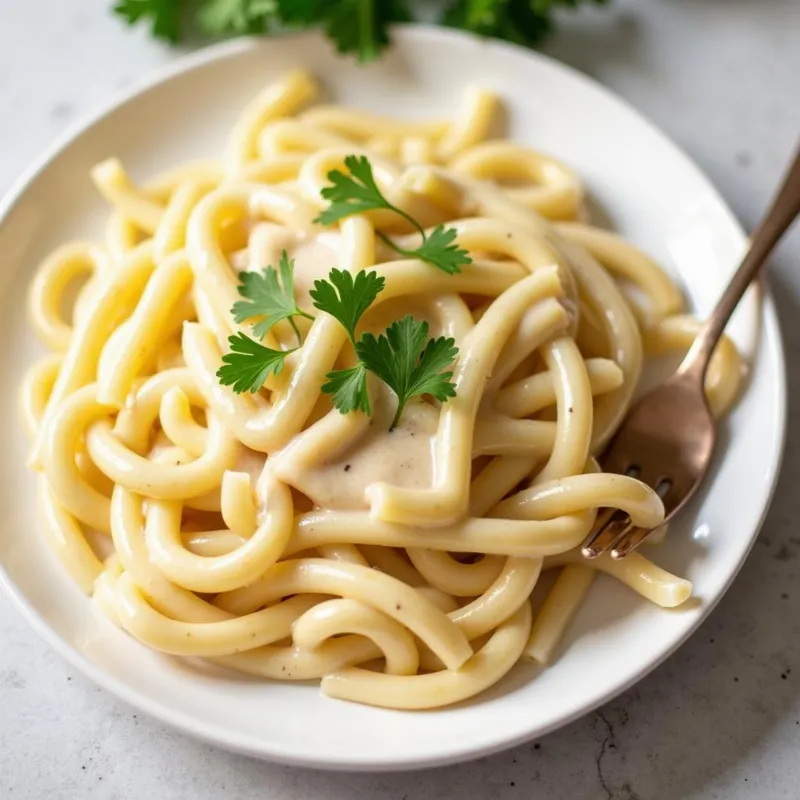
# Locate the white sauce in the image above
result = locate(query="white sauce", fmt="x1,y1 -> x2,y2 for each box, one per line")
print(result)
287,392 -> 439,511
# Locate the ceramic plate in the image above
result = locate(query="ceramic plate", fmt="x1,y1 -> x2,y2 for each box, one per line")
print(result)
0,27 -> 786,771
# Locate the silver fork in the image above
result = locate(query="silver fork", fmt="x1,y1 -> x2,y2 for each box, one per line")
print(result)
582,139 -> 800,560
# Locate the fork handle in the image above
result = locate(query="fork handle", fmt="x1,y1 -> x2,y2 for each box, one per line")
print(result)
679,138 -> 800,383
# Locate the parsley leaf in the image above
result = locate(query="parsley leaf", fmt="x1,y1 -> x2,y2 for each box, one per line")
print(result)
443,0 -> 609,48
309,268 -> 386,343
217,332 -> 294,394
198,0 -> 274,34
356,316 -> 459,429
112,0 -> 608,58
299,0 -> 412,63
321,363 -> 371,415
231,250 -> 313,344
314,155 -> 405,227
315,155 -> 472,275
390,224 -> 471,276
113,0 -> 182,42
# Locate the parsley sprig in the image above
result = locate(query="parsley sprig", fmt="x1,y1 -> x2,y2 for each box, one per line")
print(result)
217,252 -> 310,393
113,1 -> 608,63
231,250 -> 313,344
217,332 -> 295,394
216,253 -> 459,427
359,317 -> 459,429
309,268 -> 386,417
314,155 -> 472,275
309,268 -> 459,428
215,191 -> 460,424
309,268 -> 386,344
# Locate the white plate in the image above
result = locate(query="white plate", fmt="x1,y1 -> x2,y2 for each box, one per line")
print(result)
0,27 -> 786,771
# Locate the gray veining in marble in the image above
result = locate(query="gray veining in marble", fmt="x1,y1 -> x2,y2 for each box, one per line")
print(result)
1,0 -> 800,797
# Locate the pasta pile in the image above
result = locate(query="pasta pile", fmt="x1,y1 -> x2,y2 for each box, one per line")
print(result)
21,71 -> 742,709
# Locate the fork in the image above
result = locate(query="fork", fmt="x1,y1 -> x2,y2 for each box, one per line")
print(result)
582,140 -> 800,560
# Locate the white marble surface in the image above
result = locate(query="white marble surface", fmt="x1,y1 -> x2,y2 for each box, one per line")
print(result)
1,0 -> 800,797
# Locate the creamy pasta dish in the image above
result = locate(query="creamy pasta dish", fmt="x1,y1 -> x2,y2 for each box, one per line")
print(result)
21,71 -> 743,709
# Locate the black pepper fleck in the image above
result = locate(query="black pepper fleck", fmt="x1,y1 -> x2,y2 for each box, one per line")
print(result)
734,677 -> 739,682
344,464 -> 351,472
783,592 -> 790,599
534,743 -> 541,750
568,406 -> 574,413
782,673 -> 788,680
396,603 -> 402,611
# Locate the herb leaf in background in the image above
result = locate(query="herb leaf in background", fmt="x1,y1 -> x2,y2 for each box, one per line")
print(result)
443,0 -> 609,48
285,0 -> 413,63
112,0 -> 609,62
113,0 -> 184,43
198,0 -> 275,35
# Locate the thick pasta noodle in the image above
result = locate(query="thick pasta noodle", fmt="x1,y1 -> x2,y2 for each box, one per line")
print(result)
21,71 -> 743,710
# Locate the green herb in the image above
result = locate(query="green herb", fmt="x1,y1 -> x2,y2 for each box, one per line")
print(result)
309,267 -> 386,343
314,155 -> 411,227
197,0 -> 275,35
310,267 -> 459,427
320,363 -> 371,416
278,0 -> 412,63
231,251 -> 314,344
357,316 -> 458,429
387,224 -> 471,277
315,155 -> 471,275
113,0 -> 182,42
219,258 -> 459,426
216,331 -> 294,394
113,0 -> 608,62
309,267 -> 384,417
444,0 -> 609,50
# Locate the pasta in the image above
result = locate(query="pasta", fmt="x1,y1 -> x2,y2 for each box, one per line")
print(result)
21,70 -> 744,710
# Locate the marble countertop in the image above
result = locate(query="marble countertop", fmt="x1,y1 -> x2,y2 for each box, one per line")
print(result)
2,1 -> 800,797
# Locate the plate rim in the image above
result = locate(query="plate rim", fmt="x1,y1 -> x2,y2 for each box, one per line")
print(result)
0,25 -> 788,771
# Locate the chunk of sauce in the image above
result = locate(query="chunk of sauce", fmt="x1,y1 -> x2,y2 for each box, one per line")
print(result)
286,392 -> 439,511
